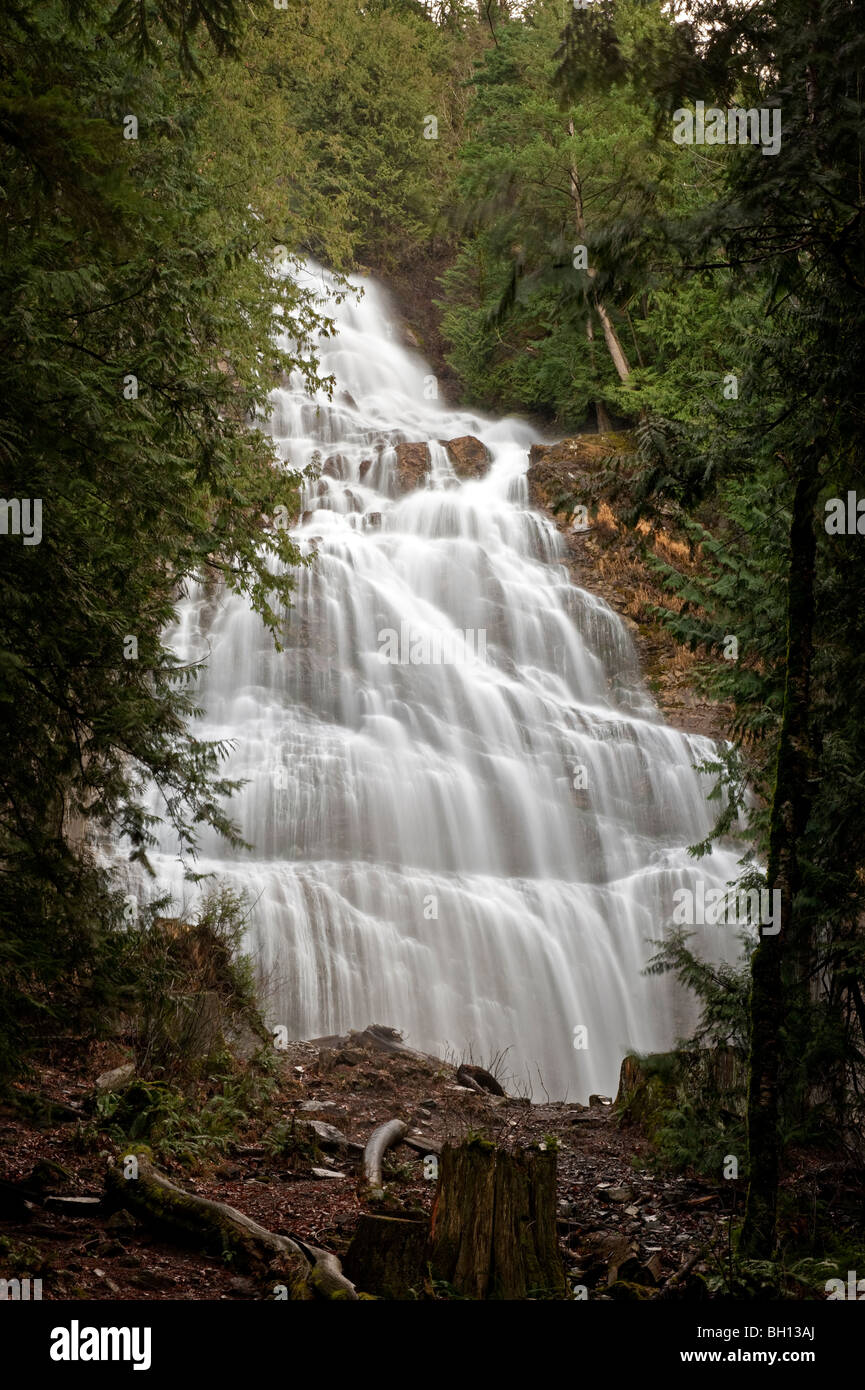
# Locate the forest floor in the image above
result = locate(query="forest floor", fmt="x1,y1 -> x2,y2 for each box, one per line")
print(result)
0,1028 -> 839,1301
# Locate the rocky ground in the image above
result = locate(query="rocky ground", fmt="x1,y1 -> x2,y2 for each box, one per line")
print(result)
0,1027 -> 758,1301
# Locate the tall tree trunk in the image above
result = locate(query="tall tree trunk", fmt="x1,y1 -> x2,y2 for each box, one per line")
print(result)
567,119 -> 632,393
585,315 -> 613,431
741,458 -> 820,1257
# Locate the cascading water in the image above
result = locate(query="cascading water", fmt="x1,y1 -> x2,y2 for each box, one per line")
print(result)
135,262 -> 741,1100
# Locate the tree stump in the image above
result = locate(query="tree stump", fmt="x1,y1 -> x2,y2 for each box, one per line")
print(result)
343,1215 -> 428,1299
429,1139 -> 566,1299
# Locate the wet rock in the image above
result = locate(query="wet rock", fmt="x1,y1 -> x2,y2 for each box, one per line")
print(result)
306,1120 -> 349,1149
393,441 -> 431,492
439,435 -> 492,479
225,1018 -> 265,1063
359,458 -> 373,480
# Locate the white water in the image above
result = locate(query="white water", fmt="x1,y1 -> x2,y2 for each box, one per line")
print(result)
133,263 -> 740,1100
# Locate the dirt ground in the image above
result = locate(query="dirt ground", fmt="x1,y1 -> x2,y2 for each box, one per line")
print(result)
1,1029 -> 826,1301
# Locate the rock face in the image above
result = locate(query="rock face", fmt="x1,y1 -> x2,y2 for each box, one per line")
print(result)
524,431 -> 728,741
393,441 -> 431,492
440,435 -> 492,479
321,454 -> 344,480
391,435 -> 491,491
526,432 -> 632,519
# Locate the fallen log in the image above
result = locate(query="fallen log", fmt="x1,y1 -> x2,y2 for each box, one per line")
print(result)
105,1151 -> 358,1300
363,1119 -> 408,1189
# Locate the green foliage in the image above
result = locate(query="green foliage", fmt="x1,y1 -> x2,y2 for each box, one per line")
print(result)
0,0 -> 331,1077
127,886 -> 266,1080
264,1117 -> 322,1169
234,0 -> 463,271
97,1076 -> 251,1164
631,934 -> 750,1175
646,928 -> 751,1053
438,0 -> 744,427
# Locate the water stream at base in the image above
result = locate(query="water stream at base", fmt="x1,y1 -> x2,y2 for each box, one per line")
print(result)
131,262 -> 741,1100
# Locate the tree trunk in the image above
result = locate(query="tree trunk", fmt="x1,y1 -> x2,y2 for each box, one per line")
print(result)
585,315 -> 613,431
741,459 -> 820,1257
567,118 -> 632,390
429,1139 -> 565,1299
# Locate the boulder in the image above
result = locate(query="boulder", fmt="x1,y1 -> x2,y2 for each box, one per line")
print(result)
306,1120 -> 351,1150
95,1062 -> 135,1093
29,1159 -> 75,1194
393,441 -> 431,492
456,1063 -> 506,1097
439,435 -> 492,480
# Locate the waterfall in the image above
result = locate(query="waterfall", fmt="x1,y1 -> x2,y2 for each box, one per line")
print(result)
133,262 -> 742,1100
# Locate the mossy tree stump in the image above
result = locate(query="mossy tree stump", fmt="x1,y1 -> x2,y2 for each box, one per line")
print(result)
429,1139 -> 565,1299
